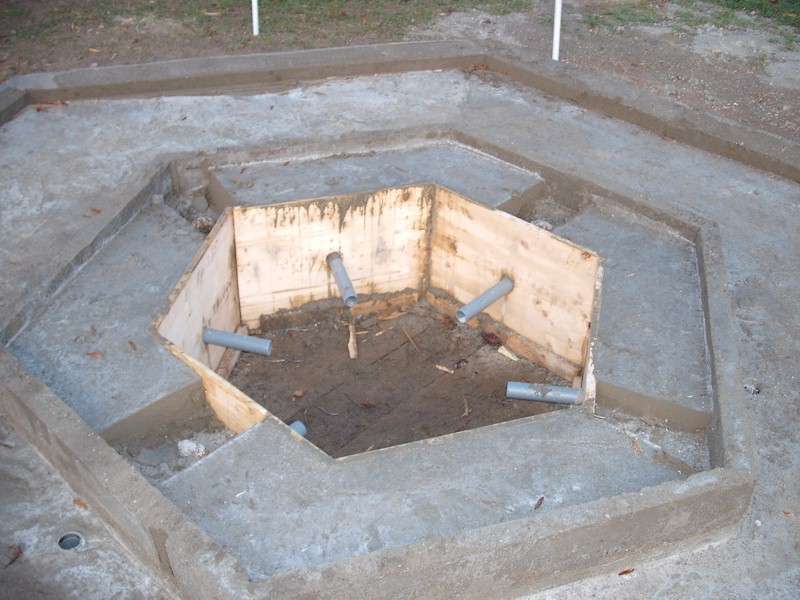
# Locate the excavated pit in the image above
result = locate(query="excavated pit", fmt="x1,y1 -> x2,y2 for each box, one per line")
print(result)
230,298 -> 567,458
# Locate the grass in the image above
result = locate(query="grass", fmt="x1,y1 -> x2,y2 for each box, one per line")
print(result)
583,0 -> 798,38
703,1 -> 800,29
584,1 -> 662,30
0,0 -> 530,45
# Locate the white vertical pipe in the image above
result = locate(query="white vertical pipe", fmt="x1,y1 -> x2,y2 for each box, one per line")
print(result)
252,0 -> 260,36
552,0 -> 562,61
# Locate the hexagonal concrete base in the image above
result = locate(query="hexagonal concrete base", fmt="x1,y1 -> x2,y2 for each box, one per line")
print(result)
1,42 -> 786,598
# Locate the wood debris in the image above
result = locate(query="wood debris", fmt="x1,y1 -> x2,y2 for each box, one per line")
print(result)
401,327 -> 419,352
461,399 -> 471,418
497,345 -> 519,361
435,364 -> 454,374
348,320 -> 358,359
378,311 -> 407,321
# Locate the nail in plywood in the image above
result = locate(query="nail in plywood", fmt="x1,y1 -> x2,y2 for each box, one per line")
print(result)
157,209 -> 241,369
429,187 -> 600,380
233,186 -> 434,329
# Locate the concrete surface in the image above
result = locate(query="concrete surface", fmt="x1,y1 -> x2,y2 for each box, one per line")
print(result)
3,43 -> 797,597
212,142 -> 543,208
162,409 -> 685,578
0,418 -> 174,600
9,203 -> 204,432
555,205 -> 711,429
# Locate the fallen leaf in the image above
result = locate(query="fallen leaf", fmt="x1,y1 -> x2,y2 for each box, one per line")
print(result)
34,100 -> 68,112
88,207 -> 102,215
618,567 -> 635,576
73,497 -> 88,510
4,544 -> 23,568
86,351 -> 104,360
783,511 -> 800,523
481,331 -> 503,347
435,364 -> 454,374
127,340 -> 137,351
442,315 -> 457,330
291,389 -> 305,401
359,400 -> 376,409
534,496 -> 545,510
87,47 -> 100,53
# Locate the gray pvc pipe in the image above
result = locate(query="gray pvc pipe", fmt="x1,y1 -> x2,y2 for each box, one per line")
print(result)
456,276 -> 514,324
202,328 -> 272,356
326,252 -> 358,308
289,420 -> 307,437
506,381 -> 582,405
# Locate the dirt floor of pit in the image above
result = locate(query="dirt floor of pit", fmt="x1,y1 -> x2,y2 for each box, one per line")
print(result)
228,299 -> 569,458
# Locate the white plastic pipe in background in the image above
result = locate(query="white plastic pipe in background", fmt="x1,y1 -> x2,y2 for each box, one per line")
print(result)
552,0 -> 562,61
252,0 -> 260,36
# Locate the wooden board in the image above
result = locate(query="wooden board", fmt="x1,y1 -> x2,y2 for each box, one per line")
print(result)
429,187 -> 600,378
214,325 -> 248,379
233,186 -> 434,328
165,342 -> 266,434
157,209 -> 241,369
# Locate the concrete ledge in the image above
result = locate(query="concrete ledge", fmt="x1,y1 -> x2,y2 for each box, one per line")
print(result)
0,349 -> 753,599
484,54 -> 800,185
3,42 -> 799,187
1,164 -> 172,345
596,379 -> 711,432
6,41 -> 484,102
0,86 -> 26,124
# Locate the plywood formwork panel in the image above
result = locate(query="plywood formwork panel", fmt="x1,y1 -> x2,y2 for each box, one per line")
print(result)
157,209 -> 241,369
233,186 -> 434,328
429,187 -> 600,380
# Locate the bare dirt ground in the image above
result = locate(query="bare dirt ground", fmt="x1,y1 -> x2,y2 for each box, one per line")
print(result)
229,299 -> 563,458
411,0 -> 800,142
2,1 -> 798,143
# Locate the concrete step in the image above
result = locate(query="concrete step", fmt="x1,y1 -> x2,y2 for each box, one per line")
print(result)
161,408 -> 687,580
555,205 -> 712,431
10,203 -> 205,434
211,141 -> 545,210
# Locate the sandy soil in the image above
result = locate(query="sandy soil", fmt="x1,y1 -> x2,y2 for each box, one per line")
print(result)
410,1 -> 800,142
229,299 -> 565,458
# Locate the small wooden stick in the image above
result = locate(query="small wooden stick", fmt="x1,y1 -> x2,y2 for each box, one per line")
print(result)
348,318 -> 358,359
401,327 -> 419,352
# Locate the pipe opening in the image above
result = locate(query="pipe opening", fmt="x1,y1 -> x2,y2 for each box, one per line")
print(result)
58,533 -> 83,550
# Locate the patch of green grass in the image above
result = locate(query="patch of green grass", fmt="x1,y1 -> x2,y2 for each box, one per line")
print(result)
584,1 -> 663,30
0,0 -> 532,45
769,30 -> 800,52
712,7 -> 749,28
674,8 -> 709,27
702,1 -> 800,29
